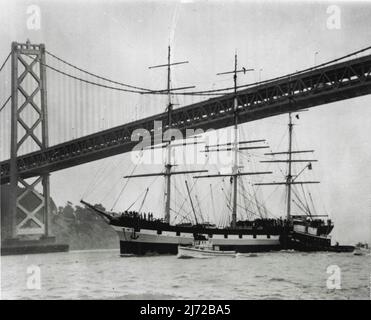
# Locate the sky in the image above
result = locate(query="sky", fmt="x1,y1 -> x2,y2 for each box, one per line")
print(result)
0,0 -> 370,245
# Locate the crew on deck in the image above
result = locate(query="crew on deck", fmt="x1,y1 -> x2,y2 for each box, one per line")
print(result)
120,210 -> 155,221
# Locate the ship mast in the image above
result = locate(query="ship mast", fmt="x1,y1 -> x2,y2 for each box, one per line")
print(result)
165,46 -> 172,224
232,53 -> 239,228
195,53 -> 272,228
219,53 -> 254,228
125,46 -> 206,224
150,46 -> 193,223
286,112 -> 293,220
255,88 -> 320,220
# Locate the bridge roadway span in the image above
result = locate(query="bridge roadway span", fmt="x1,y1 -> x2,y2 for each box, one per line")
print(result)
1,54 -> 371,184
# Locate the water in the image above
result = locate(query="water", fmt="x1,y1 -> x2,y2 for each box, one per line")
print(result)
1,250 -> 370,300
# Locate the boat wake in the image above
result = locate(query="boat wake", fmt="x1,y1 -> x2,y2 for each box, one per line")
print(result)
177,255 -> 211,260
236,253 -> 259,258
279,249 -> 297,253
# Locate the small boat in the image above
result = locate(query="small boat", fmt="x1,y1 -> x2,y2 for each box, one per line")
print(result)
353,243 -> 369,256
353,242 -> 369,256
353,248 -> 364,256
177,241 -> 236,259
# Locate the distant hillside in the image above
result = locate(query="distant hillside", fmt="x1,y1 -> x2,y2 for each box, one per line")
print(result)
51,204 -> 118,250
1,185 -> 118,250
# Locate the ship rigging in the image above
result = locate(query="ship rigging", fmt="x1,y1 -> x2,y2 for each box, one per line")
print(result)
80,49 -> 349,255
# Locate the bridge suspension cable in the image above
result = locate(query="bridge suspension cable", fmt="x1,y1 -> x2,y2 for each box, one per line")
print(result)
46,50 -> 225,96
46,50 -> 155,92
0,96 -> 11,113
165,43 -> 371,95
25,53 -> 222,97
43,51 -> 225,96
24,54 -> 154,94
47,43 -> 371,96
0,52 -> 11,114
13,43 -> 371,101
0,52 -> 11,73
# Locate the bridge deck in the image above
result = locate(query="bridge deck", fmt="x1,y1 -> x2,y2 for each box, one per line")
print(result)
1,54 -> 371,184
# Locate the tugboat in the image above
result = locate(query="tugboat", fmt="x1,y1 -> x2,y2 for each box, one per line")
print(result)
177,240 -> 236,259
353,242 -> 369,256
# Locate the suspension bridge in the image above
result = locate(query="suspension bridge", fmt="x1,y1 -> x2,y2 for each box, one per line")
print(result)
1,40 -> 371,254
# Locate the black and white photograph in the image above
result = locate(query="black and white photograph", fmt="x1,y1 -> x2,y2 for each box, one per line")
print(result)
0,0 -> 370,303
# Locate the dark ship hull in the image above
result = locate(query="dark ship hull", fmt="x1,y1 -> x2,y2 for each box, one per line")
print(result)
81,201 -> 336,255
110,215 -> 334,255
112,220 -> 282,255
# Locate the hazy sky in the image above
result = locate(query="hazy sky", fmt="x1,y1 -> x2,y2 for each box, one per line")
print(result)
0,0 -> 370,244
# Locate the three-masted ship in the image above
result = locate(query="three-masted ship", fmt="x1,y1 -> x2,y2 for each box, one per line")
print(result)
82,50 -> 335,255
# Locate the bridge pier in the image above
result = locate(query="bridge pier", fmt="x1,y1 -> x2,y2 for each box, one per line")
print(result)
1,41 -> 68,255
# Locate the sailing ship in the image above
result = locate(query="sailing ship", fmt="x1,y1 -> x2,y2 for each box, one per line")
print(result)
81,49 -> 338,255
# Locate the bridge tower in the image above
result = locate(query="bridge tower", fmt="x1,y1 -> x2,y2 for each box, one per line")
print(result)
3,41 -> 54,248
